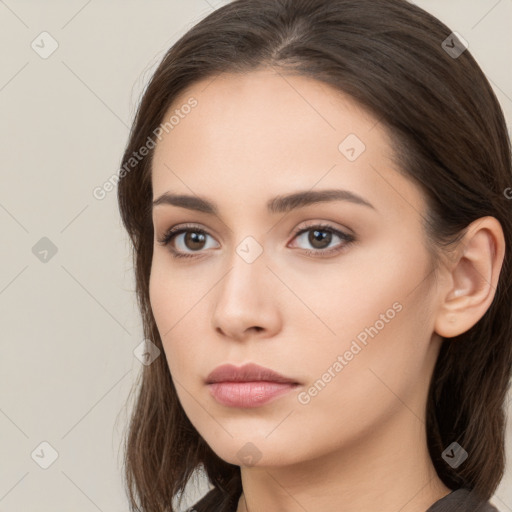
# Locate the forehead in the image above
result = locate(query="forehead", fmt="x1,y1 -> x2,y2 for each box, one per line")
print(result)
151,69 -> 424,219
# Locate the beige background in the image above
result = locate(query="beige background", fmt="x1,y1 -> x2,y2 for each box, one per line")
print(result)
0,1 -> 511,511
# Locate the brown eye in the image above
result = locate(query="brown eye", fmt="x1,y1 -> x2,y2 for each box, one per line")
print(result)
307,229 -> 332,249
290,223 -> 356,258
183,231 -> 207,251
157,225 -> 219,259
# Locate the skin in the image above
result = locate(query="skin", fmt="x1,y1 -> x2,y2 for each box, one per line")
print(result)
149,68 -> 505,512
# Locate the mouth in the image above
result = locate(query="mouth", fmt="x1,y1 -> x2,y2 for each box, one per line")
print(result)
205,362 -> 301,408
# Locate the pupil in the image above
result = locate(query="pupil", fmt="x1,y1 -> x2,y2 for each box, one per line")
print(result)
186,232 -> 205,250
310,229 -> 331,249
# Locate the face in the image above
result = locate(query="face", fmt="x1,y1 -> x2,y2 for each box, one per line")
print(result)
150,68 -> 442,467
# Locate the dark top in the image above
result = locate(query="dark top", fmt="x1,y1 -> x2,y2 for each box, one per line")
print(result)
186,487 -> 500,512
426,488 -> 499,512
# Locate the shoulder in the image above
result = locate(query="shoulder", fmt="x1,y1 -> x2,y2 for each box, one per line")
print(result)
427,488 -> 500,512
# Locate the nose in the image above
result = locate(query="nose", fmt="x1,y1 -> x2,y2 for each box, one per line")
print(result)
211,247 -> 282,341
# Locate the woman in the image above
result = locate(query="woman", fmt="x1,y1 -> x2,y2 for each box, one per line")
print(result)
117,0 -> 511,511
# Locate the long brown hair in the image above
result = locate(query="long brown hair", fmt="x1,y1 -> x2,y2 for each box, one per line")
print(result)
117,1 -> 512,510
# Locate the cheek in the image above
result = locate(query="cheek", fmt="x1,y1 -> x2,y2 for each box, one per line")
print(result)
149,258 -> 209,382
149,260 -> 183,368
283,243 -> 412,346
149,278 -> 170,348
295,242 -> 432,390
148,254 -> 186,330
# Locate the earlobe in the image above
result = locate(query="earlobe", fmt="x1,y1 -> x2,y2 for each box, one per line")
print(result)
434,216 -> 505,339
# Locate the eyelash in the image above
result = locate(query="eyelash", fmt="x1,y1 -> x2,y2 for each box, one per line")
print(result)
157,222 -> 356,260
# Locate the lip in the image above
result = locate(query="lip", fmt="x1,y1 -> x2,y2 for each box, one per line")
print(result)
206,362 -> 299,384
206,363 -> 300,408
208,381 -> 299,408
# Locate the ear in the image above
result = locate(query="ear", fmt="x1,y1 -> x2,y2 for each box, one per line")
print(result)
434,216 -> 506,338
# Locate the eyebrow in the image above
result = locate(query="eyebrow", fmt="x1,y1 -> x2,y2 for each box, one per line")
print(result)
152,189 -> 376,215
